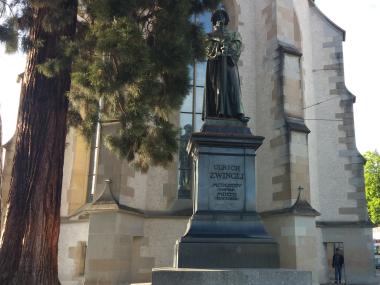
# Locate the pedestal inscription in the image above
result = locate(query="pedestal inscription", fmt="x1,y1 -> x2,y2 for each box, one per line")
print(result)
208,156 -> 244,211
175,119 -> 279,269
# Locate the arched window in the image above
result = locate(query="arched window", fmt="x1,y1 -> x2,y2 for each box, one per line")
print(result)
177,11 -> 212,199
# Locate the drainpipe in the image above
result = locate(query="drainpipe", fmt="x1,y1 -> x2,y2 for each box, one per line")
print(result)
90,97 -> 104,198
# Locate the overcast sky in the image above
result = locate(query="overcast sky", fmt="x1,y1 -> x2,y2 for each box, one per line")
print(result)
0,44 -> 24,144
0,0 -> 379,153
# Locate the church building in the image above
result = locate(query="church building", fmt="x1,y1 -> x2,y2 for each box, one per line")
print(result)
1,0 -> 376,284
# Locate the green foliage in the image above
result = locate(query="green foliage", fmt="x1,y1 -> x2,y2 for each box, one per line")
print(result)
0,0 -> 77,52
1,0 -> 221,170
68,0 -> 220,170
0,20 -> 18,52
364,151 -> 380,225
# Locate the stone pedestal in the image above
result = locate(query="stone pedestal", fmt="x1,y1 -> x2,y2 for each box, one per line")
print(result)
175,119 -> 279,269
152,268 -> 312,285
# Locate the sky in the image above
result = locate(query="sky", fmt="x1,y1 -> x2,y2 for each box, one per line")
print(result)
0,45 -> 24,144
0,0 -> 379,153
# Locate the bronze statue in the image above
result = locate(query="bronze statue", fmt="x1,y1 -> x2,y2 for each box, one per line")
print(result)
202,9 -> 248,122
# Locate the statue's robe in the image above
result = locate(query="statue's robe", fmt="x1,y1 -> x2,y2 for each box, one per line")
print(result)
202,30 -> 244,119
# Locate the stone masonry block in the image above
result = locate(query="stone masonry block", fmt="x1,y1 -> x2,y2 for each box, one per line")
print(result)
88,259 -> 129,271
267,25 -> 277,40
330,52 -> 343,60
278,6 -> 293,23
323,42 -> 340,48
273,189 -> 291,201
68,241 -> 87,277
336,113 -> 354,120
350,155 -> 366,164
272,174 -> 291,184
356,199 -> 368,208
347,192 -> 366,200
339,207 -> 362,216
345,163 -> 363,170
329,76 -> 344,83
350,167 -> 363,176
339,150 -> 357,157
339,137 -> 355,144
330,89 -> 343,95
348,177 -> 365,188
323,64 -> 342,71
270,135 -> 288,148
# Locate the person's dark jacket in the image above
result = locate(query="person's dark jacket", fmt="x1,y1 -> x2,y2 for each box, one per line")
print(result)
332,253 -> 344,268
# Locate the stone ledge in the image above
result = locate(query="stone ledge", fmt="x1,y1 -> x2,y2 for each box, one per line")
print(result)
151,268 -> 311,285
316,220 -> 373,228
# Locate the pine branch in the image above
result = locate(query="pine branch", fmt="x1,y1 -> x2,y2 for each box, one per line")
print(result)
68,0 -> 222,168
115,91 -> 127,116
0,0 -> 15,17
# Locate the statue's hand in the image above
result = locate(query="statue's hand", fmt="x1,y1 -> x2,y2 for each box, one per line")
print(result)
206,41 -> 222,59
220,43 -> 229,55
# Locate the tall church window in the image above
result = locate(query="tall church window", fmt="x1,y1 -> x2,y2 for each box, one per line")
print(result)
177,12 -> 212,198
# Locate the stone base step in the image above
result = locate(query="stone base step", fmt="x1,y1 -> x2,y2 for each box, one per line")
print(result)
151,267 -> 311,285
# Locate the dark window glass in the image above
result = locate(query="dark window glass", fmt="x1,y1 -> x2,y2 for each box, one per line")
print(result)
177,11 -> 211,198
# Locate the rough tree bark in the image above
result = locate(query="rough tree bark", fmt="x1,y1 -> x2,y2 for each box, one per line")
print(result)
0,1 -> 77,284
0,114 -> 2,225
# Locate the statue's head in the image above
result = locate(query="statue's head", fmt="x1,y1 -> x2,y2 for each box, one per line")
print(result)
211,9 -> 229,27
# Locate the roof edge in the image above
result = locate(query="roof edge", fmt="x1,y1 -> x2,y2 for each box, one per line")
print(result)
309,0 -> 346,41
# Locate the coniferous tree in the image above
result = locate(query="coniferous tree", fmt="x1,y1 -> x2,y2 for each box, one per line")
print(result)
69,0 -> 221,170
0,0 -> 220,284
0,1 -> 78,284
0,113 -> 2,225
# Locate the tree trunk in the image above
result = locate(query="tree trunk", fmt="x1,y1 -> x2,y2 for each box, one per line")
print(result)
0,113 -> 2,227
0,1 -> 77,284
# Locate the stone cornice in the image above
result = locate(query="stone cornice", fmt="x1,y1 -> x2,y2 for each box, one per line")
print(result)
278,41 -> 302,57
286,116 -> 310,134
316,220 -> 374,228
260,208 -> 320,218
66,201 -> 192,220
260,202 -> 320,218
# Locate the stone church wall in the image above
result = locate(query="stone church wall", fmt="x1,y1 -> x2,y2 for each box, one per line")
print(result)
308,2 -> 367,223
